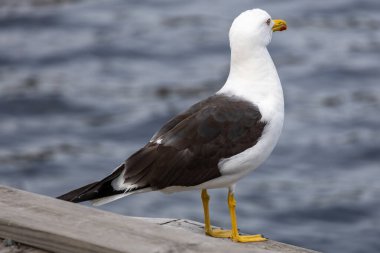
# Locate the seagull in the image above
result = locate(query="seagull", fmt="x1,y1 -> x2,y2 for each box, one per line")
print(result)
58,8 -> 287,243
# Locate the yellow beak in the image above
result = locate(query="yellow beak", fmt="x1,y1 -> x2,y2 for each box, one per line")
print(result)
272,19 -> 287,32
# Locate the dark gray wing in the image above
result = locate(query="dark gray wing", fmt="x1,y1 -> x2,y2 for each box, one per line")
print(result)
123,94 -> 267,190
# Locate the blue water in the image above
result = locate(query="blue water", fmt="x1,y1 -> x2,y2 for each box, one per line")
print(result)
1,0 -> 380,252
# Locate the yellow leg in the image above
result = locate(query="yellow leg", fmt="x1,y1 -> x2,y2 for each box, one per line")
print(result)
201,189 -> 232,238
228,190 -> 267,242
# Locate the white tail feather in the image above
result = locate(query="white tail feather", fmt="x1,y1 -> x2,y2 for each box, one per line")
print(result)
91,193 -> 131,206
91,188 -> 152,206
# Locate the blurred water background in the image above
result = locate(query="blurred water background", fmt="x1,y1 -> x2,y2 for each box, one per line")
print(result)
1,0 -> 379,252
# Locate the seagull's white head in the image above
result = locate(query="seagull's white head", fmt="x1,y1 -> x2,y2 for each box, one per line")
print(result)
229,9 -> 287,49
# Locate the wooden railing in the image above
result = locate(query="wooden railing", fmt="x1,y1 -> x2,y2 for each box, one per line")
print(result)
0,185 -> 320,253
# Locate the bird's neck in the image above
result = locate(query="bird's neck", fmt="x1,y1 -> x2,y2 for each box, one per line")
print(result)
225,46 -> 280,89
218,45 -> 284,120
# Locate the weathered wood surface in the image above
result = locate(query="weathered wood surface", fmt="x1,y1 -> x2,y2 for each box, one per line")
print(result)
0,238 -> 49,253
0,185 -> 321,253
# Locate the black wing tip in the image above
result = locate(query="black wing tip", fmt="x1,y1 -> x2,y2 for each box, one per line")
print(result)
57,164 -> 127,203
57,181 -> 99,203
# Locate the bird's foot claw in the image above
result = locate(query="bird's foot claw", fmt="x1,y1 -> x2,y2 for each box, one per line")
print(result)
232,234 -> 267,243
205,228 -> 232,238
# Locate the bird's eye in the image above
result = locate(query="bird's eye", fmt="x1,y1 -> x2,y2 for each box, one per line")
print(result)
266,18 -> 271,25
